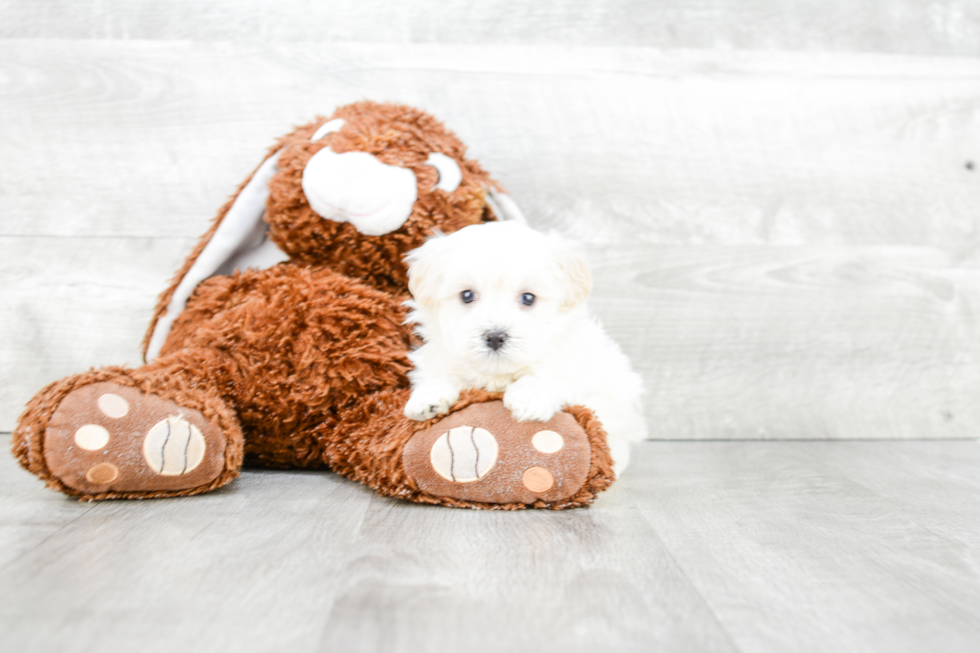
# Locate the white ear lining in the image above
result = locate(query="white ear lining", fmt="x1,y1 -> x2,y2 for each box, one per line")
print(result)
484,187 -> 528,225
145,152 -> 287,361
311,118 -> 346,141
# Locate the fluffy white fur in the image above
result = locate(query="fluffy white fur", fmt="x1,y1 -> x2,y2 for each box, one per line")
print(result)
403,221 -> 647,474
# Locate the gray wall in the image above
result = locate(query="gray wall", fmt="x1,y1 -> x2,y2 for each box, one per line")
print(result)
2,1 -> 979,438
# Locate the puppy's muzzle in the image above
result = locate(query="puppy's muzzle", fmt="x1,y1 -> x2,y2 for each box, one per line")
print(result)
484,330 -> 508,352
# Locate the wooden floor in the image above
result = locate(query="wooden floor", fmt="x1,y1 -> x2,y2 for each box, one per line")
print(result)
3,435 -> 980,653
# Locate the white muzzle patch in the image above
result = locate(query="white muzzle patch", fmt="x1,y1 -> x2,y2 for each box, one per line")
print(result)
302,148 -> 418,236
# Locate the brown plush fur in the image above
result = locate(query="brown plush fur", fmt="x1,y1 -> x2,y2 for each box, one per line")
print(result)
12,101 -> 615,508
161,263 -> 414,469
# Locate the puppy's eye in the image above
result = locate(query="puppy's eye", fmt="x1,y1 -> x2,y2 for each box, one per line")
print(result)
521,293 -> 535,306
461,290 -> 476,304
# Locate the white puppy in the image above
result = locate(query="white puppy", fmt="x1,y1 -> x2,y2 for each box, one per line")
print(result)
403,221 -> 647,474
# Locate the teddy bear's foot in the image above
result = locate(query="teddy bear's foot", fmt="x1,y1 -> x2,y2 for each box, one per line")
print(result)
402,400 -> 613,508
24,379 -> 241,499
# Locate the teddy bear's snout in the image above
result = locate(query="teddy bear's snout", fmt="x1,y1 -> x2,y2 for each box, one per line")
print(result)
301,148 -> 418,236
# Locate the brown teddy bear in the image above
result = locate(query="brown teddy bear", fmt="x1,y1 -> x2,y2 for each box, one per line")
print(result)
11,101 -> 615,509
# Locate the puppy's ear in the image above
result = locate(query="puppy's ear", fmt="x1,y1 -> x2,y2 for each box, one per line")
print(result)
548,233 -> 592,311
405,234 -> 450,308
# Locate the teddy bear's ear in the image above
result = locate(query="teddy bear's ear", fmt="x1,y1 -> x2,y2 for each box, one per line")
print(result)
483,187 -> 528,225
145,152 -> 289,361
405,234 -> 452,308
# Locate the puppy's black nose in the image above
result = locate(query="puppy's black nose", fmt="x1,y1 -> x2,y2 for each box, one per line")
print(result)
485,330 -> 508,351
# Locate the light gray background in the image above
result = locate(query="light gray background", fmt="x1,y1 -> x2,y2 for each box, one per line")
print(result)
2,3 -> 980,652
3,2 -> 980,439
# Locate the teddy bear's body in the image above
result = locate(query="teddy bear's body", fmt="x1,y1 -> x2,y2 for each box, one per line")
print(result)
12,102 -> 616,509
156,262 -> 412,470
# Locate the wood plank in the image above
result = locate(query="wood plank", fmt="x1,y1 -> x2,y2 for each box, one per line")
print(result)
0,453 -> 375,652
809,440 -> 980,546
0,434 -> 98,569
318,485 -> 735,652
4,239 -> 980,438
1,41 -> 978,247
0,439 -> 734,653
4,438 -> 980,652
588,244 -> 980,440
625,440 -> 980,653
1,0 -> 978,56
0,236 -> 193,430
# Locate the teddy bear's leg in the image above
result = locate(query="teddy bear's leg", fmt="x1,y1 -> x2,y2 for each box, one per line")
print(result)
325,389 -> 616,509
12,351 -> 244,500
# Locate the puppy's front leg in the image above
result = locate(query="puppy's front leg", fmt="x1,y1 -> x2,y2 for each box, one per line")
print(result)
504,374 -> 566,422
405,341 -> 463,421
405,380 -> 460,421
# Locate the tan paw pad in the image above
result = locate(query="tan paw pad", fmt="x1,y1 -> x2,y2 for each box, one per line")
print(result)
522,466 -> 555,493
430,426 -> 498,483
86,463 -> 119,484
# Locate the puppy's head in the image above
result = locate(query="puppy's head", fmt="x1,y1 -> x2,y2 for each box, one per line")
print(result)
405,222 -> 592,375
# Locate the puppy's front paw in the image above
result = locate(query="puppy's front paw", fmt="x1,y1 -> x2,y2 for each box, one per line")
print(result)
405,385 -> 460,421
504,378 -> 563,422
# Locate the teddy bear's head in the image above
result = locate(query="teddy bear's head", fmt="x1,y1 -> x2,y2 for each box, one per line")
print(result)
265,101 -> 499,293
143,101 -> 520,361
